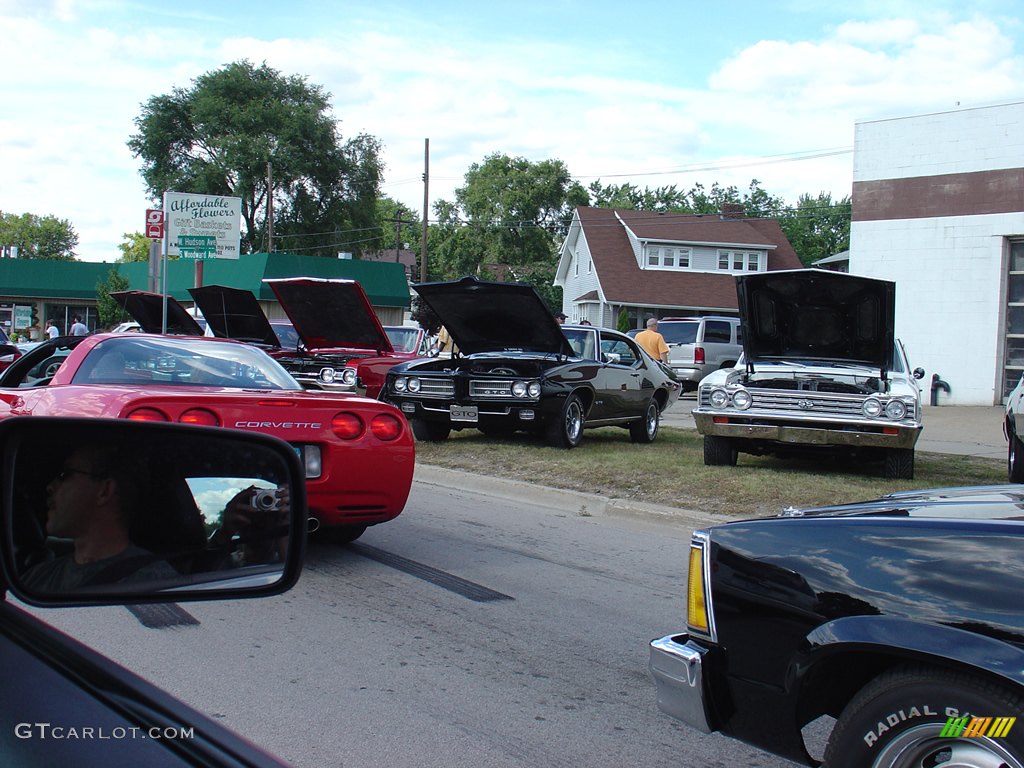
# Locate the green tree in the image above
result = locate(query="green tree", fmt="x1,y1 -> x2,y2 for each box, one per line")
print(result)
128,60 -> 383,256
429,153 -> 586,310
0,212 -> 78,260
617,308 -> 630,333
778,192 -> 852,265
96,268 -> 131,328
118,232 -> 152,263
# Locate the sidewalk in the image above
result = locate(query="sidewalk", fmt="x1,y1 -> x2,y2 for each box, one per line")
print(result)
661,396 -> 1006,460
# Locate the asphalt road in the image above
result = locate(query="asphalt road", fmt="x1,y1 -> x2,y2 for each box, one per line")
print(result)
26,481 -> 801,768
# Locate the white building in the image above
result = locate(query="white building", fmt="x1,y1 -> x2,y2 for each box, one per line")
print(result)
851,100 -> 1024,405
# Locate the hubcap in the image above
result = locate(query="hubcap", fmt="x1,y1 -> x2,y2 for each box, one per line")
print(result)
566,401 -> 583,442
872,724 -> 1023,768
646,405 -> 658,437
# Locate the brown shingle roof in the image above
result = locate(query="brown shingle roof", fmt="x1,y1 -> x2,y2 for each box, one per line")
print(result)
576,206 -> 802,310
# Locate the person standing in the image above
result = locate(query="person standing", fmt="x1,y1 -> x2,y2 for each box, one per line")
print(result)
46,320 -> 60,339
70,315 -> 88,336
635,317 -> 669,363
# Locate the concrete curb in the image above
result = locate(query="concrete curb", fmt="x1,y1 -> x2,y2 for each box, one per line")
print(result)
413,464 -> 733,530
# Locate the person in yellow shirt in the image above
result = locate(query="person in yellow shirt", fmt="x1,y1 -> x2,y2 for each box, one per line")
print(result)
635,317 -> 669,363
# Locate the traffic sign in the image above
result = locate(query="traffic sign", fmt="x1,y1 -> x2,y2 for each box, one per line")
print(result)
177,234 -> 217,259
146,209 -> 164,240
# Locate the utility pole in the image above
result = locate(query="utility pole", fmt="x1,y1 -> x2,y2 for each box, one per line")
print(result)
267,161 -> 274,253
420,138 -> 429,283
395,207 -> 403,263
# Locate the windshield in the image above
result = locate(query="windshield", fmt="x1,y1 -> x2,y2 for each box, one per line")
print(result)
71,336 -> 302,390
385,327 -> 422,354
272,322 -> 301,349
658,322 -> 699,344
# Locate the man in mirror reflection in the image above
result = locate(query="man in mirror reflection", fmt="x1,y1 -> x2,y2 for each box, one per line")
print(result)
22,445 -> 177,592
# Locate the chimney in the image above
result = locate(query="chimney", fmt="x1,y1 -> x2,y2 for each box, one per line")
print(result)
719,204 -> 745,219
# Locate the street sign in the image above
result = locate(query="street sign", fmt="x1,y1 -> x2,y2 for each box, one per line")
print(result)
177,234 -> 217,259
146,208 -> 164,240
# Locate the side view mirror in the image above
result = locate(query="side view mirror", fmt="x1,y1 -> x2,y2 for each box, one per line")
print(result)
913,367 -> 926,380
0,417 -> 306,607
603,352 -> 621,365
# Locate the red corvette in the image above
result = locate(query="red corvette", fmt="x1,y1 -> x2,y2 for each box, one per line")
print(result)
189,279 -> 428,398
0,333 -> 414,542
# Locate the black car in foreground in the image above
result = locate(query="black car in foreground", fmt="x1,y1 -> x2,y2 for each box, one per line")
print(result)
383,276 -> 681,447
650,485 -> 1024,768
0,417 -> 306,767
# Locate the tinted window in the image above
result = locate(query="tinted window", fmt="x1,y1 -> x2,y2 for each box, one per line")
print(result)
658,322 -> 698,344
703,321 -> 732,343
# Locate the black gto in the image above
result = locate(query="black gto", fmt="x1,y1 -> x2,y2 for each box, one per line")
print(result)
650,485 -> 1024,768
384,277 -> 681,447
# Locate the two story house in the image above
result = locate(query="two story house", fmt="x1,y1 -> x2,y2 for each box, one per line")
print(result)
554,205 -> 803,329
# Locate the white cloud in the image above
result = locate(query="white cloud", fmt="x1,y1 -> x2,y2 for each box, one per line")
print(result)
3,5 -> 1024,261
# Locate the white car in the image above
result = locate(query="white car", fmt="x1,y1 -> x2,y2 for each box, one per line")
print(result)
693,270 -> 925,479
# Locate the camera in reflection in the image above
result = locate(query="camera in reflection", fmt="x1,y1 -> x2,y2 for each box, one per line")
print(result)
249,488 -> 282,512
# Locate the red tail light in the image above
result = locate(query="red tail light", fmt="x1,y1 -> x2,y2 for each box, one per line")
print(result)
332,412 -> 364,440
694,346 -> 706,365
126,407 -> 168,422
370,413 -> 403,441
179,408 -> 220,427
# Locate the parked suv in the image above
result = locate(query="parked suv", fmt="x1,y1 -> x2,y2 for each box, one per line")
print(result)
656,316 -> 741,391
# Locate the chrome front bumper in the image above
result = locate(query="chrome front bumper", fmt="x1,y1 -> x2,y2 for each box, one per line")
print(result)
692,411 -> 922,450
649,634 -> 712,733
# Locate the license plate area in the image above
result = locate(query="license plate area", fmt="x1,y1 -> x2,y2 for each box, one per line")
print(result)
450,405 -> 479,422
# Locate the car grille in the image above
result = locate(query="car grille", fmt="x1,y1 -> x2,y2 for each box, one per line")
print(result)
701,389 -> 868,416
469,379 -> 515,398
416,378 -> 455,398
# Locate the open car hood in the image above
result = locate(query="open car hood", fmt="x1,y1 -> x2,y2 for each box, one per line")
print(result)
413,276 -> 574,357
110,291 -> 205,336
736,269 -> 895,369
188,285 -> 280,348
264,278 -> 393,353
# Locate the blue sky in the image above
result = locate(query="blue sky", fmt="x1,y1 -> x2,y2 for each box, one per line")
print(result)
2,0 -> 1023,261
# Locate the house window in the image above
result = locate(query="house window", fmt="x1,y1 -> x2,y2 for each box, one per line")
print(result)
718,250 -> 762,272
645,245 -> 692,271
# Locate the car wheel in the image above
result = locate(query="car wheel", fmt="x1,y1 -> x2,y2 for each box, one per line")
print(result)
824,666 -> 1024,768
703,435 -> 737,466
1009,430 -> 1024,483
884,448 -> 915,480
545,394 -> 585,449
411,418 -> 451,442
629,399 -> 660,443
324,524 -> 368,545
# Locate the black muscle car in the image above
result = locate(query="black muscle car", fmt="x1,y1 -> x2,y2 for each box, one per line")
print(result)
650,485 -> 1024,768
383,277 -> 681,447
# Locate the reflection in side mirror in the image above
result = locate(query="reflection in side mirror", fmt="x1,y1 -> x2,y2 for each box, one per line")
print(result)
913,367 -> 926,380
0,418 -> 306,606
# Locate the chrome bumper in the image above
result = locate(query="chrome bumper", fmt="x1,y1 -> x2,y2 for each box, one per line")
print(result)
692,411 -> 922,450
649,634 -> 712,733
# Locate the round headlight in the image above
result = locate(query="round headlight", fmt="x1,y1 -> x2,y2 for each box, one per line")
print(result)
341,368 -> 357,386
511,381 -> 527,397
407,377 -> 421,393
885,399 -> 907,420
862,398 -> 883,418
318,367 -> 336,383
527,381 -> 541,398
732,389 -> 752,410
709,388 -> 729,408
393,377 -> 407,392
